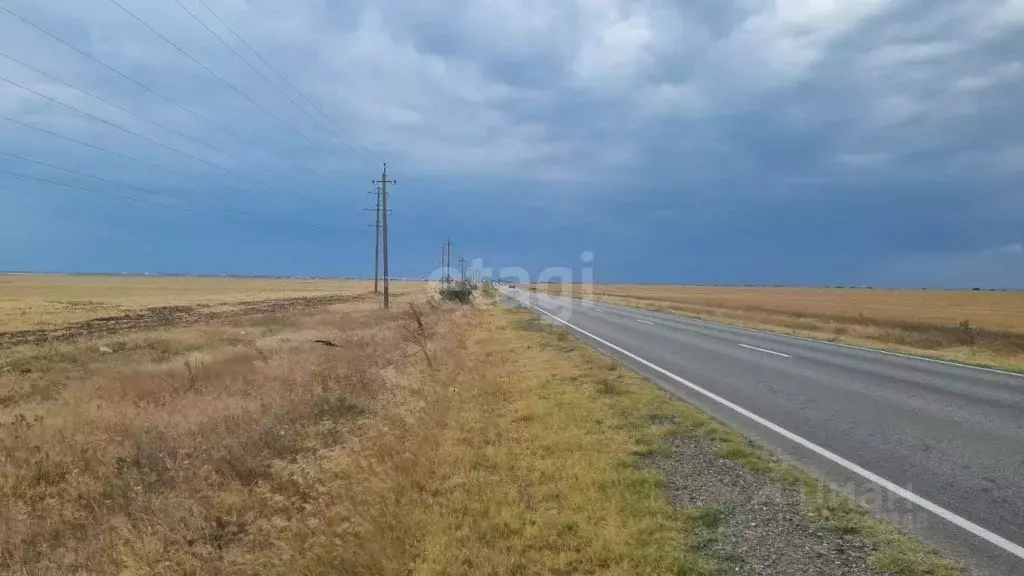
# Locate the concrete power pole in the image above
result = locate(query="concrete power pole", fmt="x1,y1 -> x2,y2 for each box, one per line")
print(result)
440,245 -> 447,285
365,186 -> 381,294
373,164 -> 396,309
446,238 -> 452,284
458,257 -> 466,283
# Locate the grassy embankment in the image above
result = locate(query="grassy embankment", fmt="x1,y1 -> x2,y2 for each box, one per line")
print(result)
0,277 -> 959,574
534,283 -> 1024,373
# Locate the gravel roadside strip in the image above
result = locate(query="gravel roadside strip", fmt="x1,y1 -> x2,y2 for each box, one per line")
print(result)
647,433 -> 890,576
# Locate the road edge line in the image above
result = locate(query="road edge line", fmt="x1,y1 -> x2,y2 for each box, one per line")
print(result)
543,293 -> 1024,379
510,292 -> 1024,560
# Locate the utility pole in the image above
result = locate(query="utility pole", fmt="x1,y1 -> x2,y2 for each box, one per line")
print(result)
446,237 -> 452,284
458,257 -> 466,283
363,186 -> 382,294
373,164 -> 396,309
440,245 -> 447,285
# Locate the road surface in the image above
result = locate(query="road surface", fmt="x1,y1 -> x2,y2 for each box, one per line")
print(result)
501,287 -> 1024,576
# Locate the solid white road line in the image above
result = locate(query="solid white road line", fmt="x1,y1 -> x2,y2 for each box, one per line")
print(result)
637,319 -> 655,325
509,293 -> 1024,561
739,343 -> 792,358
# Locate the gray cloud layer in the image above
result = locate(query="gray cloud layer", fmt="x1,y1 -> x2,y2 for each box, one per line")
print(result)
1,0 -> 1022,284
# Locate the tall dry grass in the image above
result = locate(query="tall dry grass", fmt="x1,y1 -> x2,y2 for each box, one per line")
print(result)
0,295 -> 463,574
1,284 -> 960,575
413,308 -> 710,575
2,288 -> 714,575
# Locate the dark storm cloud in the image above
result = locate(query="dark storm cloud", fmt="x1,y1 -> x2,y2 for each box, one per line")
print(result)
1,0 -> 1022,284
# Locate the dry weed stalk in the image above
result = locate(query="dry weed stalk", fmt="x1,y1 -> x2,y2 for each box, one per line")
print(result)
401,303 -> 434,369
243,341 -> 270,363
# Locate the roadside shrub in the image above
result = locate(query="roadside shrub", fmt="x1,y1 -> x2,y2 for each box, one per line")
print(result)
958,319 -> 978,346
440,283 -> 473,304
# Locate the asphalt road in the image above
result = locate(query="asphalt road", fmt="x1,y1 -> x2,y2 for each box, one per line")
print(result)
501,287 -> 1024,576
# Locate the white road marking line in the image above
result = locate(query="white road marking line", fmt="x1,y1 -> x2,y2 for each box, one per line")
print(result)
511,294 -> 1024,560
577,297 -> 1023,378
739,343 -> 792,358
637,319 -> 655,325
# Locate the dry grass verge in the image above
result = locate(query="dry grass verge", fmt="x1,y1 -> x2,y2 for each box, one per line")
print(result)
414,305 -> 715,575
534,284 -> 1024,373
3,287 -> 711,575
492,305 -> 960,576
0,294 -> 454,574
0,284 -> 961,575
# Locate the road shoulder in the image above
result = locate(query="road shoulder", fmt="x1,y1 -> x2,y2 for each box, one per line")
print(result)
485,299 -> 961,575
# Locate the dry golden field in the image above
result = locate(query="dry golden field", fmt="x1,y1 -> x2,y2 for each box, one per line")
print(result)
0,276 -> 725,574
2,275 -> 706,574
0,274 -> 380,332
536,284 -> 1024,372
0,277 -> 957,575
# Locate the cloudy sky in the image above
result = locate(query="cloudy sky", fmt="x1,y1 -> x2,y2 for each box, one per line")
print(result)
1,0 -> 1022,287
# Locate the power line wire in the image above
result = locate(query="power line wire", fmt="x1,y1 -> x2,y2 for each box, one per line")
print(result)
3,75 -> 253,185
106,0 -> 339,158
0,4 -> 333,181
169,0 -> 369,161
192,0 -> 370,157
2,114 -> 287,203
0,149 -> 334,231
0,74 -> 325,204
0,166 -> 287,228
0,50 -> 311,188
1,3 -> 373,236
0,165 -> 368,235
1,52 -> 234,163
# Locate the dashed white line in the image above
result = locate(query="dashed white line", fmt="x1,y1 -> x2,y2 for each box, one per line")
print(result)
739,343 -> 792,358
637,319 -> 655,325
552,293 -> 1024,378
509,293 -> 1024,561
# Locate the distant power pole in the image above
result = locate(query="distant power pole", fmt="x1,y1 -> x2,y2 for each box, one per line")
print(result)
458,257 -> 466,283
364,186 -> 382,294
440,245 -> 447,284
373,186 -> 380,294
446,238 -> 452,284
373,164 -> 396,309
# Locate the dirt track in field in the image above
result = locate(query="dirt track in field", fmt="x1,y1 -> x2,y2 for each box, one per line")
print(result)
0,294 -> 366,349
